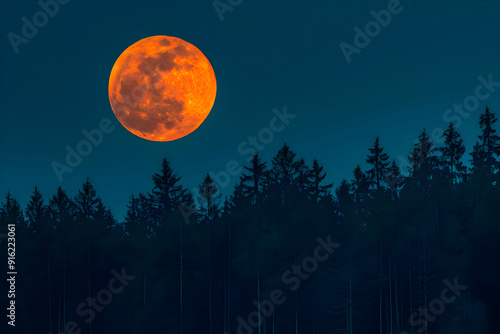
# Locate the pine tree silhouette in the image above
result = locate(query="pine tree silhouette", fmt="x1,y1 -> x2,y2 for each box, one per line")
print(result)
440,122 -> 466,184
366,136 -> 390,190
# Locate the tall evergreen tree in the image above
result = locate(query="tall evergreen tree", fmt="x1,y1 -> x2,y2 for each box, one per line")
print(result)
269,143 -> 297,186
48,187 -> 73,223
73,179 -> 104,331
352,165 -> 370,205
197,173 -> 221,223
124,194 -> 144,237
94,199 -> 116,232
241,153 -> 269,206
150,158 -> 195,333
47,187 -> 74,332
151,158 -> 193,219
197,173 -> 222,334
26,186 -> 55,332
366,137 -> 390,189
440,122 -> 466,184
74,178 -> 101,222
293,158 -> 310,192
308,158 -> 333,203
269,143 -> 298,207
471,106 -> 500,179
409,129 -> 437,174
386,159 -> 404,195
0,192 -> 24,226
25,186 -> 47,232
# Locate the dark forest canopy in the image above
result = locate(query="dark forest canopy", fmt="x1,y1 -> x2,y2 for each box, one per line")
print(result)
1,107 -> 500,334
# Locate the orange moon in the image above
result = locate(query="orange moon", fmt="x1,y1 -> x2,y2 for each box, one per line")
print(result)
108,36 -> 217,141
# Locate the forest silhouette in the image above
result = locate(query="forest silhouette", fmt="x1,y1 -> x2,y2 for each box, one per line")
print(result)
1,107 -> 499,334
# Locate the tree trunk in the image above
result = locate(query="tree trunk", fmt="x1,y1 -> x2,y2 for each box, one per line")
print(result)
180,221 -> 184,334
47,233 -> 53,333
208,225 -> 213,334
379,240 -> 383,334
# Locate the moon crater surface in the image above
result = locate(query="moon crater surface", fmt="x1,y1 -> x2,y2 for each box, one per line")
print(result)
109,36 -> 217,141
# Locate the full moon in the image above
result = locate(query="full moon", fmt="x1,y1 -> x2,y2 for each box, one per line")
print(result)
108,36 -> 217,141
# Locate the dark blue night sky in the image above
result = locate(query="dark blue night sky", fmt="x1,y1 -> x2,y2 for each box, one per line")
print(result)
1,0 -> 500,218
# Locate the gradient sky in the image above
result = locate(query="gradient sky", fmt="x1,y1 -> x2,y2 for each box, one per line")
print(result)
1,0 -> 500,219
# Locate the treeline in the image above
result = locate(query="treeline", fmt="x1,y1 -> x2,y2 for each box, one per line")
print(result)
1,107 -> 500,334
